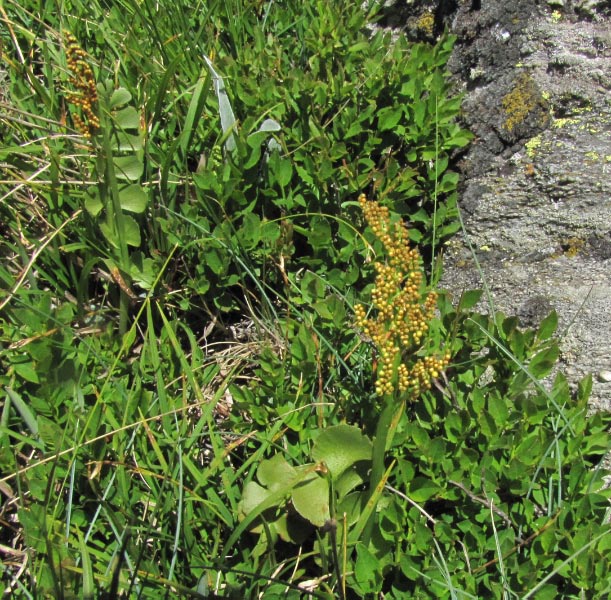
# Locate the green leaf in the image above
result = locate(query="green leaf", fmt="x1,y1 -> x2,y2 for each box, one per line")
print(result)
377,106 -> 403,131
77,530 -> 94,600
257,454 -> 298,492
488,393 -> 509,427
577,374 -> 593,404
407,476 -> 440,502
203,247 -> 226,275
354,542 -> 382,594
110,87 -> 132,109
84,189 -> 104,217
270,155 -> 292,187
458,289 -> 483,311
112,131 -> 143,152
444,412 -> 464,443
129,253 -> 157,290
6,388 -> 40,439
335,467 -> 367,500
291,474 -> 330,527
311,424 -> 372,481
119,185 -> 148,213
113,106 -> 140,130
113,155 -> 143,182
122,215 -> 142,247
537,309 -> 558,341
13,362 -> 40,384
99,222 -> 118,249
345,120 -> 363,138
529,345 -> 560,379
582,431 -> 611,455
515,432 -> 545,466
239,213 -> 261,249
238,481 -> 271,521
308,216 -> 332,250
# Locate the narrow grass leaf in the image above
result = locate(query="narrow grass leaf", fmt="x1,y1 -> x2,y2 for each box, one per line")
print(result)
77,529 -> 94,600
179,72 -> 211,156
6,388 -> 40,441
203,55 -> 236,152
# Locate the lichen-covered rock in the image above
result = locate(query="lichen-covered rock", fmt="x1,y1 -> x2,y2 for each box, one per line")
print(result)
378,1 -> 611,409
443,2 -> 611,410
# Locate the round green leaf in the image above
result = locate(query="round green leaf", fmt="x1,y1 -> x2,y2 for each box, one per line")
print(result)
119,185 -> 148,213
114,155 -> 143,182
112,132 -> 143,153
122,214 -> 142,247
311,424 -> 372,481
291,475 -> 330,527
110,87 -> 132,109
113,106 -> 140,130
84,190 -> 104,217
257,454 -> 297,491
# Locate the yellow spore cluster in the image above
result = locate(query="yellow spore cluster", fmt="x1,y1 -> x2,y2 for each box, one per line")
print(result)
64,31 -> 99,138
354,194 -> 450,399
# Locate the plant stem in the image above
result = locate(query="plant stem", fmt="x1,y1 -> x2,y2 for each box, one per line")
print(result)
362,395 -> 405,545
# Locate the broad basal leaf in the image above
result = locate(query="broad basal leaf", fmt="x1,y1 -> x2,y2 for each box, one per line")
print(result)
292,475 -> 330,527
311,424 -> 372,481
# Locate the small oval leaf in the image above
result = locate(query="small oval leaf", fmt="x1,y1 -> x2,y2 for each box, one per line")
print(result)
122,215 -> 141,247
110,88 -> 132,109
113,106 -> 140,130
119,184 -> 148,213
114,155 -> 143,181
292,476 -> 330,527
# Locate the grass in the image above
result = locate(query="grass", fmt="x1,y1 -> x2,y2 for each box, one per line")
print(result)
1,0 -> 611,598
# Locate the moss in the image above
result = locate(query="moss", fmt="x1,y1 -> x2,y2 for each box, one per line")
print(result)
502,73 -> 549,133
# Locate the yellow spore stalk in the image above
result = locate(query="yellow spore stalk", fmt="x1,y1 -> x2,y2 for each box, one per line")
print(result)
64,31 -> 100,138
354,194 -> 450,399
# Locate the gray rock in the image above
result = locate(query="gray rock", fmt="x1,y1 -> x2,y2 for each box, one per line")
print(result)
440,1 -> 611,410
380,1 -> 611,410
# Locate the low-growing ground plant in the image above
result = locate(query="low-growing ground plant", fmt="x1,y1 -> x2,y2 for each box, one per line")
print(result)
1,0 -> 610,598
226,196 -> 611,598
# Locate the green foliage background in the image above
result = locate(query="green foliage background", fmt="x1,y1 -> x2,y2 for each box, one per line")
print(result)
1,0 -> 610,598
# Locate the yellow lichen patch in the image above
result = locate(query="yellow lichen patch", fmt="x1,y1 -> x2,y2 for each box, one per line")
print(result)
502,73 -> 549,133
525,134 -> 542,158
553,237 -> 585,259
416,11 -> 435,37
584,151 -> 600,162
553,117 -> 579,129
354,194 -> 450,400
